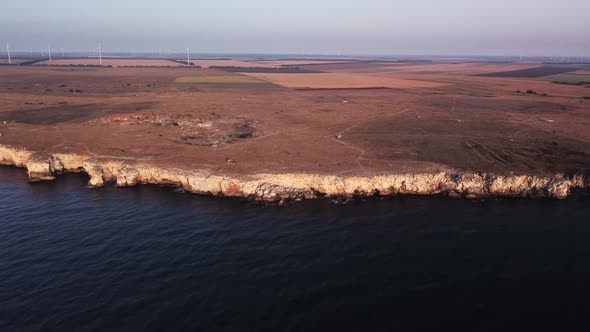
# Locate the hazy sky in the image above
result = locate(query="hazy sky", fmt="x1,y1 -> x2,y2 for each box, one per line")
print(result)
1,0 -> 589,56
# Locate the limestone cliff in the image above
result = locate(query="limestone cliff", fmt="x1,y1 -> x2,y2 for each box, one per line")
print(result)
1,144 -> 587,201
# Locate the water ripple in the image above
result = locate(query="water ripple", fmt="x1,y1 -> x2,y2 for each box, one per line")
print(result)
1,167 -> 590,331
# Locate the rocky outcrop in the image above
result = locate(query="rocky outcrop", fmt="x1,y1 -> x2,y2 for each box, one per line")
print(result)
0,144 -> 587,201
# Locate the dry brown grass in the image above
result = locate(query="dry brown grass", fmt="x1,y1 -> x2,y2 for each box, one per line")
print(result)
1,64 -> 588,177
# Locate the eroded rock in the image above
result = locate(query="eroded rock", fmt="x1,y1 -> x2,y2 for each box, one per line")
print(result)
0,144 -> 587,202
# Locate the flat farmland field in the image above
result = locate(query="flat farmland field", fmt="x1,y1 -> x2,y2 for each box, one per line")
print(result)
174,72 -> 280,89
477,66 -> 582,78
312,62 -> 541,75
175,75 -> 268,84
383,63 -> 541,75
35,59 -> 182,67
300,61 -> 400,72
191,60 -> 278,68
545,72 -> 590,84
242,72 -> 447,89
250,60 -> 352,67
1,59 -> 29,65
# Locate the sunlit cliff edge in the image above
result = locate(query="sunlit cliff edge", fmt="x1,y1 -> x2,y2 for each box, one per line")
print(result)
1,144 -> 588,202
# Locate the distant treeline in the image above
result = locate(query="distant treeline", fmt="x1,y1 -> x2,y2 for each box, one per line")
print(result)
552,81 -> 590,86
18,58 -> 50,66
38,64 -> 114,68
169,59 -> 199,67
542,62 -> 590,65
15,57 -> 112,67
393,59 -> 434,63
118,65 -> 202,68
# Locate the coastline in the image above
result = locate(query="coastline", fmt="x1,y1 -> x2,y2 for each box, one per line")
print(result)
1,144 -> 587,202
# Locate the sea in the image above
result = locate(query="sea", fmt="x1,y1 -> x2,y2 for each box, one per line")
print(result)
1,166 -> 589,331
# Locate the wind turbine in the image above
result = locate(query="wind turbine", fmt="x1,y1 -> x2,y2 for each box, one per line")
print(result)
98,44 -> 103,65
48,45 -> 52,62
6,44 -> 11,64
186,48 -> 190,66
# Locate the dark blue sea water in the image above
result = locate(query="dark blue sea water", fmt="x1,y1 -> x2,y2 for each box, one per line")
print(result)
1,166 -> 590,332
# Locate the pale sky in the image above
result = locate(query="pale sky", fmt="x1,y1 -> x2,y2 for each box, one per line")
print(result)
1,0 -> 589,56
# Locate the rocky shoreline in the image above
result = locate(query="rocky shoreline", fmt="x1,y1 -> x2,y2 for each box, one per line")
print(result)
1,144 -> 588,202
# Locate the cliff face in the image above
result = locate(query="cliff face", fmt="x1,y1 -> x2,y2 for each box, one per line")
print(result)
1,144 -> 588,201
